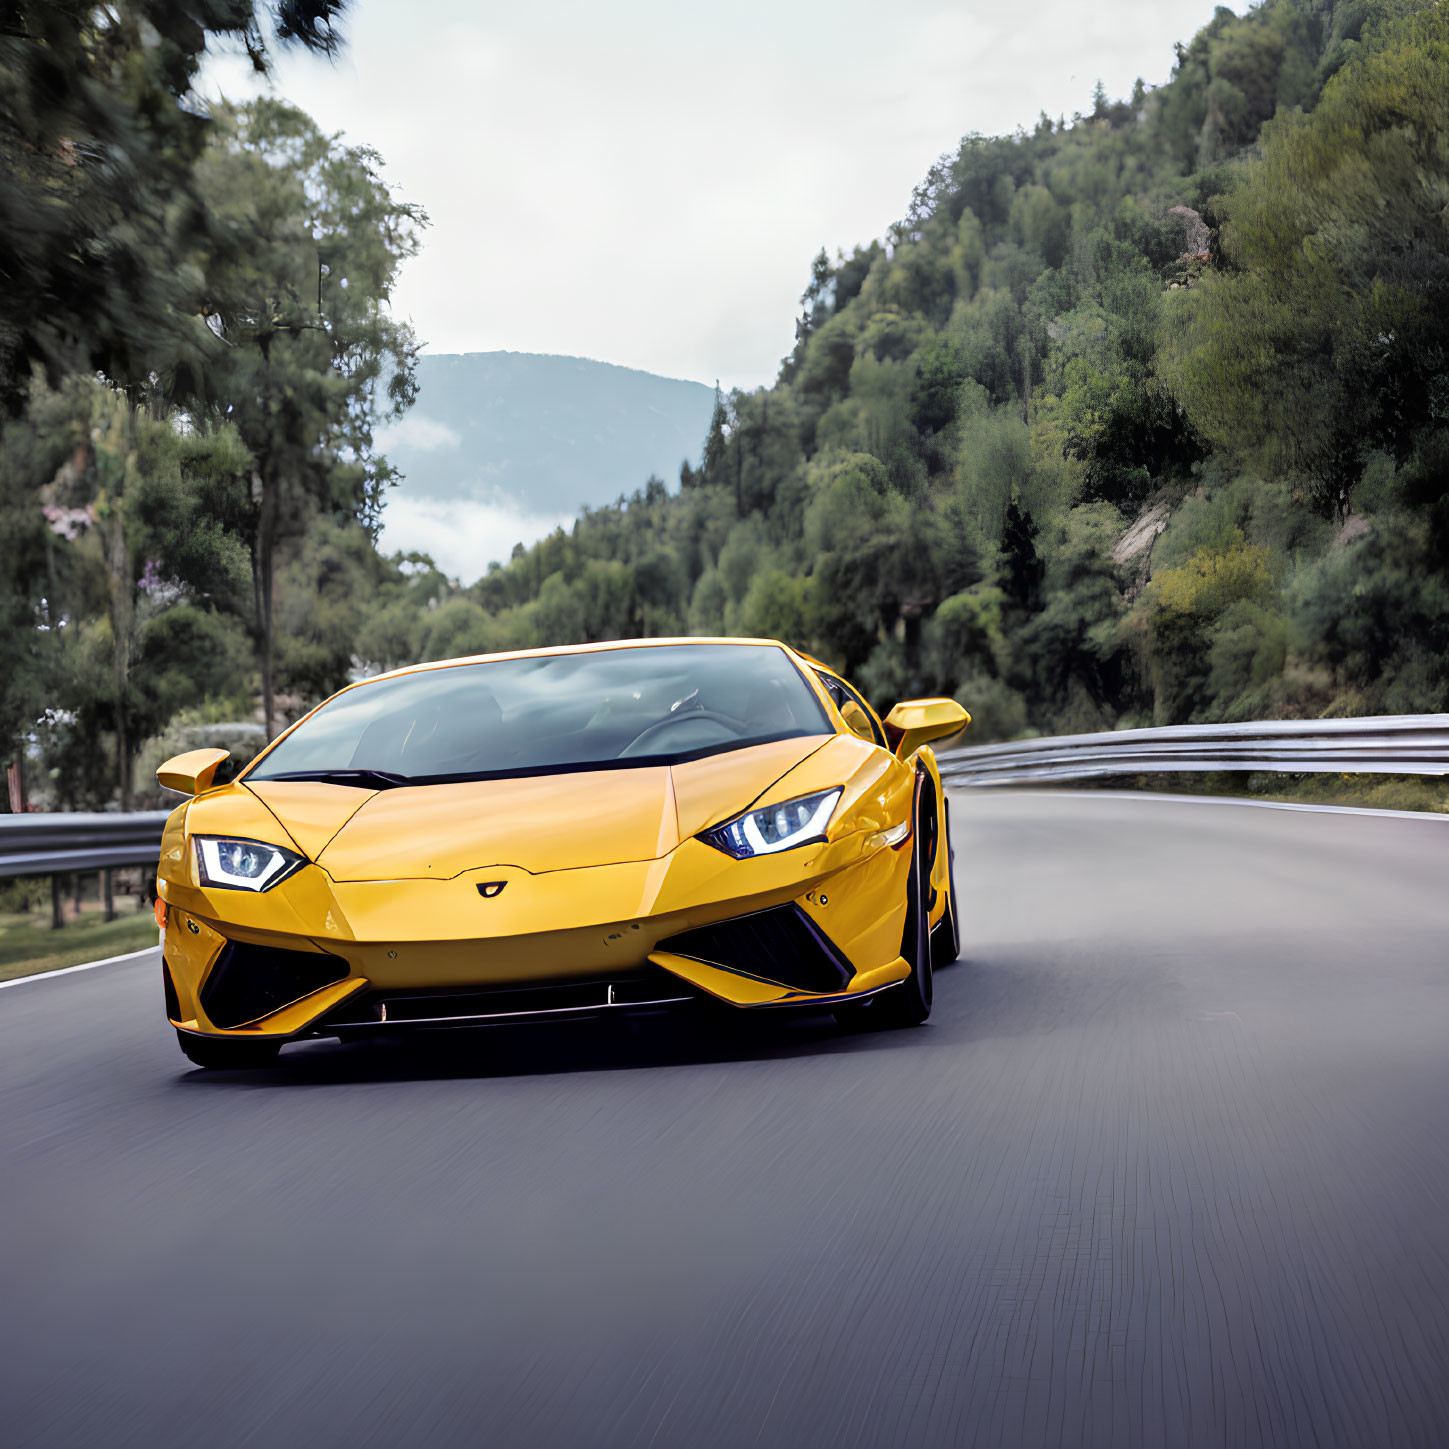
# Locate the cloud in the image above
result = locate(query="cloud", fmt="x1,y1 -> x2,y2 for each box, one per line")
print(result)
378,493 -> 576,584
374,412 -> 461,453
205,1 -> 1225,388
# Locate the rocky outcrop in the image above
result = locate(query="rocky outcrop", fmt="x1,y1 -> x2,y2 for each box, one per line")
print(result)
1114,499 -> 1172,598
1113,499 -> 1171,566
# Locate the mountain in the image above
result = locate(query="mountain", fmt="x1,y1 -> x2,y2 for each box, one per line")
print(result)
377,352 -> 715,582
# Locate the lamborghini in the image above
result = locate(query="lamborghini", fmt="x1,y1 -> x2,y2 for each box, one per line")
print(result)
153,638 -> 969,1068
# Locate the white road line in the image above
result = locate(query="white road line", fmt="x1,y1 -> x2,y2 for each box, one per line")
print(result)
949,786 -> 1449,822
0,944 -> 158,991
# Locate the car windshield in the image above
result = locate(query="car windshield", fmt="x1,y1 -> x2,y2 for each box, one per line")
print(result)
248,643 -> 831,783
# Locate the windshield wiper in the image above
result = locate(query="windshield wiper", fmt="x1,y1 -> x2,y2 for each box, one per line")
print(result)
256,769 -> 412,790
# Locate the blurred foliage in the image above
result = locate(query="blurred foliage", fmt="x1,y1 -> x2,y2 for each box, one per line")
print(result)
0,1 -> 347,413
4,0 -> 1449,813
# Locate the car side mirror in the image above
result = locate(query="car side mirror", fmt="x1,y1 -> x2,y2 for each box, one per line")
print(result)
883,698 -> 970,759
156,747 -> 231,797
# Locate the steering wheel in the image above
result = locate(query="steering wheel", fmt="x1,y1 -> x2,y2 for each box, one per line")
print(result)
620,709 -> 744,756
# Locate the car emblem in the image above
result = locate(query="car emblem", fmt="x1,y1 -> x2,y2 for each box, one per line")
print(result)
476,881 -> 507,899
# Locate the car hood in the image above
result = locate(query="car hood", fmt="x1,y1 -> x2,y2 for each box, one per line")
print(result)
244,735 -> 830,881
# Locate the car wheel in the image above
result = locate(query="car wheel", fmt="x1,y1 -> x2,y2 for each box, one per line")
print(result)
836,798 -> 933,1031
176,1029 -> 281,1070
930,798 -> 961,969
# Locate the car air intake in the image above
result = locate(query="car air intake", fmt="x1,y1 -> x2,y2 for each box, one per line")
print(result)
657,904 -> 853,994
199,940 -> 349,1029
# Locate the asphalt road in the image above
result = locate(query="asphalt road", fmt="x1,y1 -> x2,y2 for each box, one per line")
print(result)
3,791 -> 1448,1449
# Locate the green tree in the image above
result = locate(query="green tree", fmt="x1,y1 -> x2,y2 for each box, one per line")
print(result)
0,375 -> 59,788
3,376 -> 251,804
194,98 -> 425,737
1159,4 -> 1449,519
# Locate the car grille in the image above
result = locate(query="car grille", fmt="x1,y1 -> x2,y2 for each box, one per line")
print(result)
319,969 -> 702,1033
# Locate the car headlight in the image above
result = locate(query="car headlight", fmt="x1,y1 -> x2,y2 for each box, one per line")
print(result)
701,788 -> 842,859
193,836 -> 305,892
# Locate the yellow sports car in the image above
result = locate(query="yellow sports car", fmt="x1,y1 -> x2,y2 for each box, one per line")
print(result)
154,638 -> 969,1068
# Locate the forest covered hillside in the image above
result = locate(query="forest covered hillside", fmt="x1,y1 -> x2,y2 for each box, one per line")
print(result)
364,0 -> 1447,741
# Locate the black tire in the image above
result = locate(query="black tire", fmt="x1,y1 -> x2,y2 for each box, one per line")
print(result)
176,1029 -> 282,1070
836,790 -> 933,1031
930,797 -> 961,969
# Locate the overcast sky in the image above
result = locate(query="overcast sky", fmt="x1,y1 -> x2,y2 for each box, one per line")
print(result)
211,0 -> 1226,391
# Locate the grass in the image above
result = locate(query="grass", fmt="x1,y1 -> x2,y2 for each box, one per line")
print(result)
0,901 -> 159,984
1073,771 -> 1449,814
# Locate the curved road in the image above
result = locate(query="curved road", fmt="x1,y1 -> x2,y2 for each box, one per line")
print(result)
3,792 -> 1448,1449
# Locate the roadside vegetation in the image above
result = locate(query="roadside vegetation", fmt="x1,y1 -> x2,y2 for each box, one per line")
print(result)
1074,773 -> 1449,815
0,876 -> 157,981
3,0 -> 1448,821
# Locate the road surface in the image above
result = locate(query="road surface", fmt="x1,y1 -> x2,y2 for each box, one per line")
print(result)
3,792 -> 1447,1448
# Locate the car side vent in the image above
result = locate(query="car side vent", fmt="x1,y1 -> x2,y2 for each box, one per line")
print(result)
658,904 -> 853,995
161,959 -> 181,1021
200,940 -> 349,1029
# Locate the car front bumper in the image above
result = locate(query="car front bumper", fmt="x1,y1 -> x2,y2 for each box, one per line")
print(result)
159,832 -> 915,1041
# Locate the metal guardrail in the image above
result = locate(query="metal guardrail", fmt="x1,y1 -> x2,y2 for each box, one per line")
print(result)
938,714 -> 1449,787
0,811 -> 169,881
2,713 -> 1446,881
